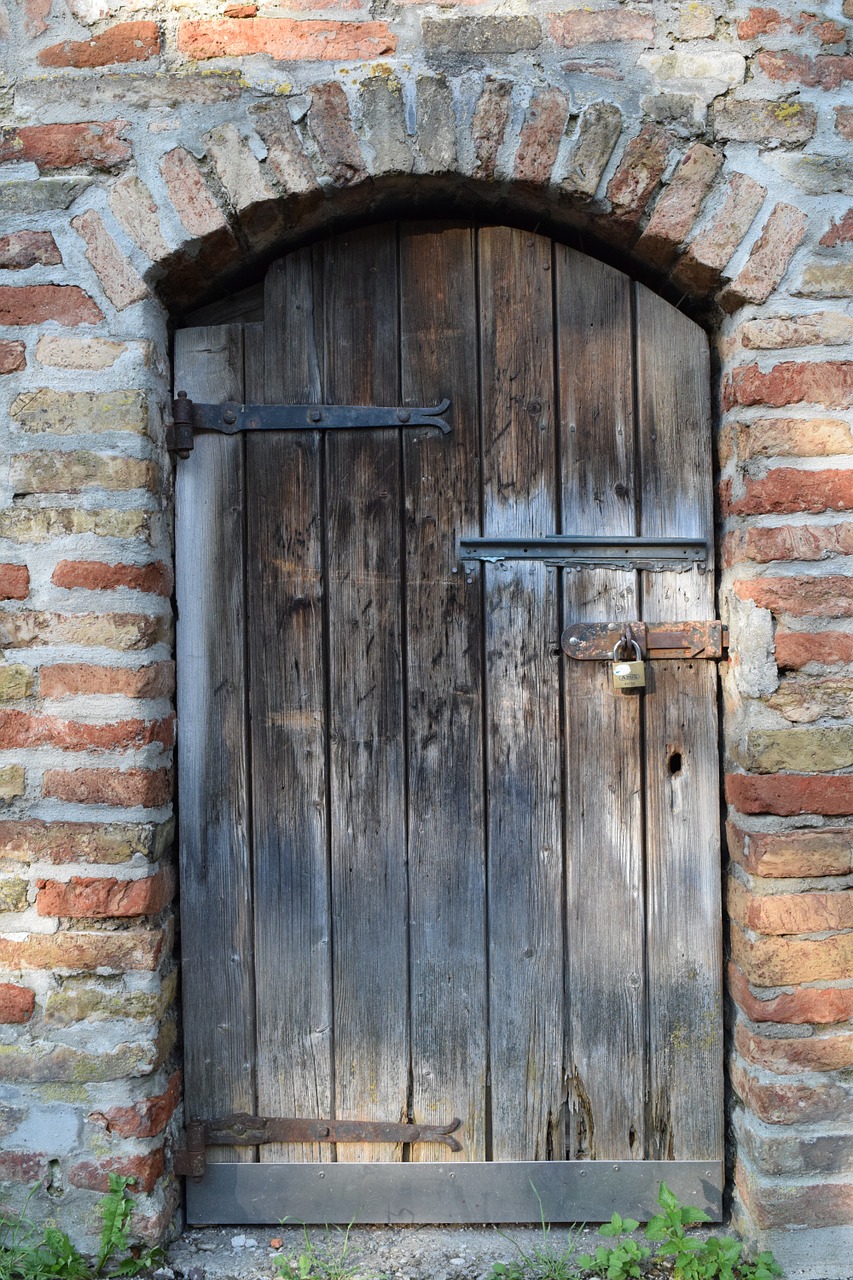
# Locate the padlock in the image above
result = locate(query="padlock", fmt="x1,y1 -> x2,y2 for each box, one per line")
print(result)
612,638 -> 646,692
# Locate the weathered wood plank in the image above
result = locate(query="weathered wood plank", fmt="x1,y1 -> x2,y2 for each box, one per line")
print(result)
556,247 -> 646,1162
175,324 -> 256,1163
248,257 -> 333,1165
478,226 -> 564,1162
400,224 -> 487,1162
324,225 -> 409,1162
635,283 -> 723,1162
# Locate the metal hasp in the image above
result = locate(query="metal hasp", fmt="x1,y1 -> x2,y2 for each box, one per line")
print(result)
562,620 -> 728,661
168,392 -> 451,457
175,1114 -> 463,1177
459,536 -> 707,572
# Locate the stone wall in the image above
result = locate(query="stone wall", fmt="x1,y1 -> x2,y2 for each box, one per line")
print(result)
1,0 -> 852,1265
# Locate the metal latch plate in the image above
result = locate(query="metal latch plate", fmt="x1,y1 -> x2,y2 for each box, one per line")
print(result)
563,621 -> 728,660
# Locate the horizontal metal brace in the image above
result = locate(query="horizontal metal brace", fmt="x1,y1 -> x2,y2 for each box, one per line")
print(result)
175,1113 -> 463,1177
169,393 -> 451,456
459,536 -> 707,572
562,621 -> 728,660
185,1159 -> 724,1225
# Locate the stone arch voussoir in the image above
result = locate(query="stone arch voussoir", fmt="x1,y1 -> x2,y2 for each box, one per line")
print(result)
113,72 -> 791,321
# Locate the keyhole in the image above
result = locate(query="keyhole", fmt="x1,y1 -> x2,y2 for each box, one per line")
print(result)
668,751 -> 683,776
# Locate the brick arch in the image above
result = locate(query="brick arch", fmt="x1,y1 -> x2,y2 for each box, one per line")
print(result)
134,75 -> 787,321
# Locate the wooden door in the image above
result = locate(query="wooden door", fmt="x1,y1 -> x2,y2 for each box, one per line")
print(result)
175,223 -> 723,1226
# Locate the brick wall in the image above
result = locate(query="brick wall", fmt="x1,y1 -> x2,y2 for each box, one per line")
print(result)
1,0 -> 852,1262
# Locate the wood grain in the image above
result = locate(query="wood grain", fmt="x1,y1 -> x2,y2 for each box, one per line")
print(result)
175,324 -> 256,1163
248,256 -> 333,1163
635,282 -> 723,1163
478,226 -> 564,1162
556,247 -> 646,1162
324,226 -> 409,1162
400,224 -> 488,1162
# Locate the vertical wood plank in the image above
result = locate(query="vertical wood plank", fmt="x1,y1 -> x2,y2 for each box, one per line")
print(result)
478,227 -> 564,1162
324,225 -> 409,1162
248,255 -> 334,1165
400,224 -> 487,1162
635,283 -> 723,1162
556,248 -> 646,1162
175,324 -> 256,1162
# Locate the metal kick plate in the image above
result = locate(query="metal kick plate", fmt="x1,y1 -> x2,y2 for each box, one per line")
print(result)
186,1160 -> 723,1226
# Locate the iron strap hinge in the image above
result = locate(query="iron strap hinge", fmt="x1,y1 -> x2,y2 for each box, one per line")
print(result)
174,1113 -> 463,1178
168,393 -> 451,457
562,621 -> 728,660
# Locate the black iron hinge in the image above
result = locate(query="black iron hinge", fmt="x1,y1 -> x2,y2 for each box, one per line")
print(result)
168,393 -> 451,458
174,1113 -> 463,1177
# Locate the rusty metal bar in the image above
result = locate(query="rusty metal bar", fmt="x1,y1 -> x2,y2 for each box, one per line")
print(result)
562,621 -> 728,661
175,1114 -> 463,1177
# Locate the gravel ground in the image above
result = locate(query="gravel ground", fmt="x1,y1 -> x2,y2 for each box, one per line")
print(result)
166,1223 -> 616,1280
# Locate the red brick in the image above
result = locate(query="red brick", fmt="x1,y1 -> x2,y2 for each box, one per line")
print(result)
52,561 -> 172,596
0,984 -> 35,1024
606,124 -> 671,237
737,6 -> 785,37
729,962 -> 853,1025
821,209 -> 853,247
177,17 -> 396,59
471,79 -> 512,181
72,210 -> 149,312
308,81 -> 367,186
726,822 -> 853,878
726,360 -> 853,409
514,88 -> 570,186
0,342 -> 26,374
728,469 -> 853,516
548,9 -> 653,45
131,1179 -> 181,1247
758,50 -> 853,88
160,148 -> 230,239
720,202 -> 808,310
735,1160 -> 853,1230
37,866 -> 174,919
733,574 -> 853,617
636,143 -> 722,268
673,172 -> 766,293
836,105 -> 853,139
775,630 -> 853,669
38,22 -> 161,67
731,1057 -> 851,1124
0,819 -> 172,865
42,768 -> 173,808
91,1070 -> 181,1138
40,662 -> 174,699
224,2 -> 258,12
69,1147 -> 164,1195
0,710 -> 173,752
727,771 -> 853,815
0,1152 -> 48,1183
736,1023 -> 853,1073
739,522 -> 853,561
0,565 -> 29,601
0,286 -> 104,327
0,122 -> 131,171
729,877 -> 853,933
24,0 -> 50,35
0,928 -> 167,972
0,232 -> 61,269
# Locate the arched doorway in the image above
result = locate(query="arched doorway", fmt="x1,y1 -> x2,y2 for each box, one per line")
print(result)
173,222 -> 723,1225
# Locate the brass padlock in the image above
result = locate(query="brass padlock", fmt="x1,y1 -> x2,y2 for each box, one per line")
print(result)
612,638 -> 646,692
